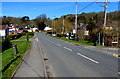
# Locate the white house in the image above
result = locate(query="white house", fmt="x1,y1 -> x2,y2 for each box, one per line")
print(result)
44,27 -> 52,31
0,29 -> 5,37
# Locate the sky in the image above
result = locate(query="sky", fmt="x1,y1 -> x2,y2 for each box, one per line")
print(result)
1,2 -> 118,20
2,0 -> 120,2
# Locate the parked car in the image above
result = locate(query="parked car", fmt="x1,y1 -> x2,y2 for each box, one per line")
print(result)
52,34 -> 57,36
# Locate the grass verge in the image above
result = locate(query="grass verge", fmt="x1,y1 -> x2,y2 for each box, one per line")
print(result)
1,41 -> 31,78
17,35 -> 34,40
54,36 -> 94,46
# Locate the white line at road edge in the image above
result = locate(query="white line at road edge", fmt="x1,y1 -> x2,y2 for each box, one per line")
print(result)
56,44 -> 62,46
64,47 -> 73,51
118,72 -> 120,74
77,53 -> 99,64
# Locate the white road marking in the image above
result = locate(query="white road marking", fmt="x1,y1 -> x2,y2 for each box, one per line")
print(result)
56,44 -> 62,46
118,72 -> 120,74
77,53 -> 99,64
64,47 -> 73,51
35,38 -> 38,42
37,38 -> 38,42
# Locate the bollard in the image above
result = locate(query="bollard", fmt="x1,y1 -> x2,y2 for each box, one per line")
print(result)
26,33 -> 29,41
13,45 -> 18,55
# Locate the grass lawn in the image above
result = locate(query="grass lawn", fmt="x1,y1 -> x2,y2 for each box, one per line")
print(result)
17,35 -> 34,40
1,41 -> 31,78
54,36 -> 94,46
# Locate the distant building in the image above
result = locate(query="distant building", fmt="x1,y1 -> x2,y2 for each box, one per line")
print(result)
77,23 -> 89,40
44,27 -> 52,31
0,25 -> 6,38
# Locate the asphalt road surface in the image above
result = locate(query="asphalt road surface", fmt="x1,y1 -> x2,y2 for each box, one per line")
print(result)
35,32 -> 118,77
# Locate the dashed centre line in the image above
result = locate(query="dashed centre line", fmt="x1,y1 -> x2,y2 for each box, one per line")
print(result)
77,53 -> 99,64
56,44 -> 62,46
64,47 -> 73,51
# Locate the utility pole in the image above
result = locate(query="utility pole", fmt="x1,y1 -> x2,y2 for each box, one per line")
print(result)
54,16 -> 56,34
62,16 -> 65,34
75,0 -> 78,40
98,31 -> 101,45
52,20 -> 54,34
54,20 -> 55,34
102,0 -> 108,46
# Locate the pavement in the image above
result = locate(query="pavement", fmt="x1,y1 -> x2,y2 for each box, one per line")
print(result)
13,37 -> 47,78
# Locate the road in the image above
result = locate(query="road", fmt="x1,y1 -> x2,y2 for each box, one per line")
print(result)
35,32 -> 118,77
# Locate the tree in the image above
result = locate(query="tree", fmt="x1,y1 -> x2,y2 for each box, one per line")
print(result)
2,16 -> 10,25
86,21 -> 97,32
21,16 -> 30,26
36,14 -> 47,22
34,19 -> 46,30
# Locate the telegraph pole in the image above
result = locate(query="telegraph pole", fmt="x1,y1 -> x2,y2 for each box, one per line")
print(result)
98,31 -> 101,45
54,16 -> 56,34
54,20 -> 55,34
102,0 -> 108,46
62,16 -> 65,34
52,20 -> 54,34
75,0 -> 78,40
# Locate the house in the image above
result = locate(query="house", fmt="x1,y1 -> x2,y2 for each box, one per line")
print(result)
44,27 -> 52,31
77,23 -> 89,40
0,25 -> 6,38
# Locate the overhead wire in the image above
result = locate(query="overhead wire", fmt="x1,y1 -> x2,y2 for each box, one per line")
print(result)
96,2 -> 105,7
77,0 -> 98,13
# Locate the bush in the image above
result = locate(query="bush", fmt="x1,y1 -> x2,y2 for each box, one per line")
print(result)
21,33 -> 26,36
8,33 -> 22,40
2,38 -> 12,52
47,31 -> 52,34
7,35 -> 15,40
28,32 -> 34,35
56,33 -> 67,37
16,33 -> 22,38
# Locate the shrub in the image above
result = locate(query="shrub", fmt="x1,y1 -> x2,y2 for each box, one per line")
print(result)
56,33 -> 67,37
7,35 -> 15,40
16,33 -> 22,38
7,33 -> 22,40
28,32 -> 34,35
21,33 -> 26,36
2,38 -> 12,52
47,31 -> 52,34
